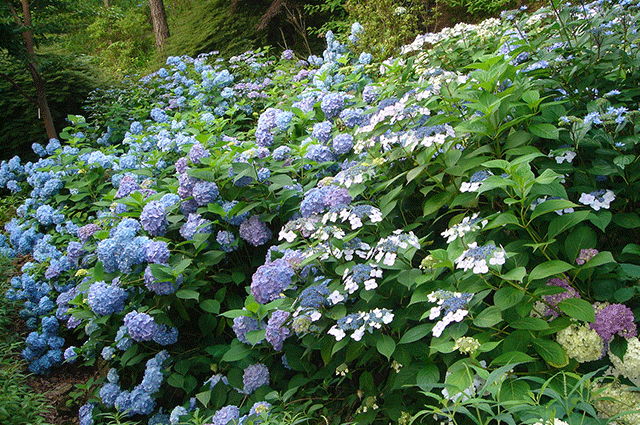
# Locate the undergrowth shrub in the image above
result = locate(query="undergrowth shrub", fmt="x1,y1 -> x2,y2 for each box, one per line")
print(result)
0,51 -> 106,161
3,1 -> 640,425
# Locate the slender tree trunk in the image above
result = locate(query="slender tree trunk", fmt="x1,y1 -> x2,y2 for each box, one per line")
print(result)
148,0 -> 170,51
11,0 -> 57,139
103,0 -> 110,7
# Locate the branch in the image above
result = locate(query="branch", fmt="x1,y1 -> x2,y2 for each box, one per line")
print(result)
0,72 -> 38,106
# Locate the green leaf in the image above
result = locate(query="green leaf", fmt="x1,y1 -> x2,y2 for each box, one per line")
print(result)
416,363 -> 439,390
473,306 -> 502,328
613,213 -> 640,229
530,199 -> 577,220
245,329 -> 266,345
528,260 -> 574,282
376,334 -> 396,360
564,225 -> 596,263
556,298 -> 595,322
485,212 -> 520,230
196,391 -> 211,407
532,338 -> 569,367
579,251 -> 615,269
588,210 -> 612,232
499,379 -> 531,403
529,123 -> 559,139
200,299 -> 220,314
494,286 -> 525,310
221,343 -> 251,362
548,211 -> 590,238
500,267 -> 526,282
491,351 -> 535,366
398,324 -> 432,345
176,289 -> 200,301
509,317 -> 549,331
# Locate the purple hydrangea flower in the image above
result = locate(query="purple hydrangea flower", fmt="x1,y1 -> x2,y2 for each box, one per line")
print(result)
576,248 -> 599,265
180,213 -> 212,240
115,175 -> 140,199
265,310 -> 291,351
239,215 -> 272,246
145,240 -> 170,264
241,364 -> 270,394
304,144 -> 335,163
175,157 -> 188,174
543,278 -> 580,317
140,201 -> 168,237
591,303 -> 637,342
251,259 -> 294,304
77,224 -> 100,243
192,180 -> 219,206
189,142 -> 210,164
124,311 -> 160,342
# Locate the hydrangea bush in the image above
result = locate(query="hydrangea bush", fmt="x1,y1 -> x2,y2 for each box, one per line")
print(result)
4,2 -> 640,424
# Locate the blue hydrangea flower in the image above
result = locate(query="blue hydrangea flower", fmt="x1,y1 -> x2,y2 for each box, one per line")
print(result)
216,230 -> 237,252
63,346 -> 78,363
144,265 -> 181,295
233,315 -> 262,344
251,259 -> 294,304
275,111 -> 294,131
87,281 -> 127,316
272,146 -> 291,161
312,121 -> 333,143
145,240 -> 170,264
241,364 -> 270,395
304,144 -> 335,163
100,382 -> 121,407
153,324 -> 179,345
321,92 -> 345,118
332,133 -> 354,155
210,405 -> 240,425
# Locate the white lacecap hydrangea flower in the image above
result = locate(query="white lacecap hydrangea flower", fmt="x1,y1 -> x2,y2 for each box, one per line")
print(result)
550,149 -> 576,164
455,242 -> 506,274
579,189 -> 615,211
441,213 -> 488,243
460,170 -> 493,192
371,230 -> 420,267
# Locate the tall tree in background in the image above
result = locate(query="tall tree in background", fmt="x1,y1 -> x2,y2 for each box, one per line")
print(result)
0,0 -> 58,139
149,0 -> 170,50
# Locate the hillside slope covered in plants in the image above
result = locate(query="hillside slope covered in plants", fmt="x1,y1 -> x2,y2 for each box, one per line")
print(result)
3,1 -> 640,424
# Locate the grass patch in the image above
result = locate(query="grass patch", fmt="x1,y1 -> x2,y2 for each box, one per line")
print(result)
0,255 -> 53,425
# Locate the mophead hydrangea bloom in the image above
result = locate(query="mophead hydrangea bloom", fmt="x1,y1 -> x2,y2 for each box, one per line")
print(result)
124,311 -> 160,342
250,259 -> 294,304
241,363 -> 270,395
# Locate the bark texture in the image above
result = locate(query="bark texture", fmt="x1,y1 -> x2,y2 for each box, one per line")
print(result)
149,0 -> 170,51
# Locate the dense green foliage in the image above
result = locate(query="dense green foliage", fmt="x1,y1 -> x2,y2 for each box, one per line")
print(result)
6,1 -> 640,425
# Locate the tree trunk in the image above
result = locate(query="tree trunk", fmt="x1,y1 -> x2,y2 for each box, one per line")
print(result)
149,0 -> 170,51
103,0 -> 110,7
18,0 -> 57,140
